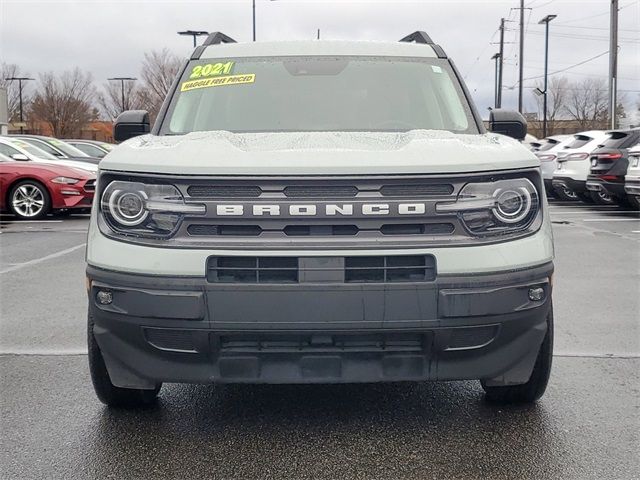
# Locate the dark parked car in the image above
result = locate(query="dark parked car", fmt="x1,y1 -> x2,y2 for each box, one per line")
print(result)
11,135 -> 101,165
586,128 -> 640,209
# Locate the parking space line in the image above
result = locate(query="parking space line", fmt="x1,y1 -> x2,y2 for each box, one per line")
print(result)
582,218 -> 640,222
555,352 -> 640,359
0,220 -> 63,223
0,243 -> 86,275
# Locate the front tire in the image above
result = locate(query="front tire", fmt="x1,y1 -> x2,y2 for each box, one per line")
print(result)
481,304 -> 554,404
9,180 -> 51,219
88,311 -> 161,408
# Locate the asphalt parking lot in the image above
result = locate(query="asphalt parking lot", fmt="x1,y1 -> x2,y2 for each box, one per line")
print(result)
1,201 -> 638,480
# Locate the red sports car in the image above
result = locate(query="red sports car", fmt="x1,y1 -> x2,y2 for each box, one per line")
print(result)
0,156 -> 96,219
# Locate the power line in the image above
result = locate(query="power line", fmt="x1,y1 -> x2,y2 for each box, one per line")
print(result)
507,50 -> 610,88
553,1 -> 635,25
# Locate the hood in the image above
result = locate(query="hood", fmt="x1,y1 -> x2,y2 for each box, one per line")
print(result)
100,130 -> 538,176
32,158 -> 98,173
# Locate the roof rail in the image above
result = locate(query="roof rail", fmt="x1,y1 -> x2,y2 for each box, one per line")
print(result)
399,31 -> 434,45
202,32 -> 237,46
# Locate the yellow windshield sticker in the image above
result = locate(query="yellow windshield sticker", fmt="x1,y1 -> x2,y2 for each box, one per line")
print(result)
189,61 -> 235,79
181,74 -> 255,92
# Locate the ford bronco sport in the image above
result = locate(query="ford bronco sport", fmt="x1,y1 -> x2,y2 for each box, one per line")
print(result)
87,31 -> 554,407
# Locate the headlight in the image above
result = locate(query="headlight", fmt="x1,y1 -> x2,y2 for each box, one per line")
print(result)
100,181 -> 205,238
51,176 -> 80,184
436,178 -> 541,236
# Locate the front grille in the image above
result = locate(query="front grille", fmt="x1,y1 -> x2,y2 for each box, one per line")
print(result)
345,255 -> 436,283
84,179 -> 96,192
187,185 -> 262,197
380,184 -> 453,196
219,332 -> 427,353
99,171 -> 541,248
187,223 -> 454,237
207,255 -> 436,284
207,256 -> 299,283
188,224 -> 262,236
380,223 -> 454,235
283,225 -> 358,236
284,186 -> 358,197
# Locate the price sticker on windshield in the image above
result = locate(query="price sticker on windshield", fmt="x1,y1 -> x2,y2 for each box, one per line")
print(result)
181,74 -> 256,92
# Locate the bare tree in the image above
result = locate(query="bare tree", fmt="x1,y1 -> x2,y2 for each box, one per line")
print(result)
564,78 -> 609,130
532,76 -> 570,136
1,63 -> 32,122
137,49 -> 182,122
97,80 -> 143,120
30,68 -> 97,137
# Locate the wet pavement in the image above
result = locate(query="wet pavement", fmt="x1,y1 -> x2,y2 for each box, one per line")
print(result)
1,202 -> 639,479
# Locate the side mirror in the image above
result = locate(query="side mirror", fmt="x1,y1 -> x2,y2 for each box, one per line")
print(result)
11,153 -> 30,161
114,110 -> 150,143
489,109 -> 527,141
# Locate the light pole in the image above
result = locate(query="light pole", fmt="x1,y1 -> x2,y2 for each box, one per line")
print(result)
108,77 -> 137,114
491,53 -> 501,109
253,0 -> 256,41
178,30 -> 209,48
538,14 -> 557,138
252,0 -> 278,41
5,76 -> 34,133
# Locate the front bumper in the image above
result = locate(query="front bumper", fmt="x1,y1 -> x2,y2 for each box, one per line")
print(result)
88,262 -> 553,388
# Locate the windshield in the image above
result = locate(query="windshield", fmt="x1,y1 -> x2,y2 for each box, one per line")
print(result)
48,139 -> 91,157
10,140 -> 59,160
161,56 -> 476,134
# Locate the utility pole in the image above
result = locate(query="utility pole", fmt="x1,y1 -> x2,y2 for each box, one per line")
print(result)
491,53 -> 501,109
317,29 -> 320,40
252,0 -> 256,41
539,14 -> 557,138
497,17 -> 505,108
5,76 -> 34,134
177,30 -> 209,48
108,77 -> 137,114
518,0 -> 525,113
608,0 -> 618,129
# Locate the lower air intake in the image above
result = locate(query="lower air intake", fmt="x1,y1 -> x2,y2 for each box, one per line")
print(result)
207,256 -> 299,283
345,255 -> 436,283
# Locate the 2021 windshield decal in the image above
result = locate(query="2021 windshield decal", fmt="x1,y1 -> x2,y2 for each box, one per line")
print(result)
180,74 -> 256,92
189,61 -> 235,79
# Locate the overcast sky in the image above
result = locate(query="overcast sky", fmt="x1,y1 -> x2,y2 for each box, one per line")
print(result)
2,0 -> 639,121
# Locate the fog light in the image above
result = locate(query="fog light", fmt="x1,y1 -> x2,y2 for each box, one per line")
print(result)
528,287 -> 545,302
97,290 -> 113,305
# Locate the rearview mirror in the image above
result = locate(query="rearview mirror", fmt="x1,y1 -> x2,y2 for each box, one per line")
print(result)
489,109 -> 527,141
11,153 -> 29,161
114,110 -> 150,143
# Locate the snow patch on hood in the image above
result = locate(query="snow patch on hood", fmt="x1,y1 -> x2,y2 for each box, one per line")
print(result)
102,130 -> 537,175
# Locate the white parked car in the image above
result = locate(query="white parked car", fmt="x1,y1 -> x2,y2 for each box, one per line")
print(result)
0,137 -> 97,173
624,144 -> 640,209
551,130 -> 611,202
532,135 -> 572,195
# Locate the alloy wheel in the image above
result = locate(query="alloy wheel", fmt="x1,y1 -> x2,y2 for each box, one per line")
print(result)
12,184 -> 46,218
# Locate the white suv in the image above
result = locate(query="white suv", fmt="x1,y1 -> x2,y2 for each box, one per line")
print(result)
625,144 -> 640,209
552,130 -> 611,202
533,135 -> 572,196
86,32 -> 555,408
